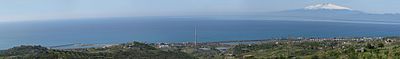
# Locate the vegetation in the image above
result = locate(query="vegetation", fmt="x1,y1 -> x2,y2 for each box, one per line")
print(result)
0,42 -> 196,59
229,38 -> 400,59
3,37 -> 400,59
182,47 -> 225,59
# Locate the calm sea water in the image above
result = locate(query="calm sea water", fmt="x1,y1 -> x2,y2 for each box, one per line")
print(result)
1,17 -> 400,49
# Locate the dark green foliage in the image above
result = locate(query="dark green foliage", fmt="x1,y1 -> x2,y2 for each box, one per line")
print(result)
0,45 -> 92,59
188,48 -> 223,59
0,42 -> 196,59
366,43 -> 376,49
311,55 -> 319,59
377,43 -> 385,47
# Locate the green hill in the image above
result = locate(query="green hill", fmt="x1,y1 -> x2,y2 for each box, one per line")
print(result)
0,42 -> 196,59
230,38 -> 400,59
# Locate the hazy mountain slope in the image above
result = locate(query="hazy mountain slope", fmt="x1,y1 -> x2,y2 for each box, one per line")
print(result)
252,3 -> 400,23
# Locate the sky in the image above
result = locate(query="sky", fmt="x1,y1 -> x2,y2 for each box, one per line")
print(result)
0,0 -> 400,22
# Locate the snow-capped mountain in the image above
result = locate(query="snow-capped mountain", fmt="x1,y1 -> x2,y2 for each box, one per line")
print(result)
304,3 -> 352,10
241,3 -> 400,23
206,3 -> 400,23
272,3 -> 364,15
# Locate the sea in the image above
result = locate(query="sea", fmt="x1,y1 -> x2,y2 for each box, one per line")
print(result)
1,17 -> 400,49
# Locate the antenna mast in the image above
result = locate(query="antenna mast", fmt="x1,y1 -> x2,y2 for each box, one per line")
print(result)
194,24 -> 198,47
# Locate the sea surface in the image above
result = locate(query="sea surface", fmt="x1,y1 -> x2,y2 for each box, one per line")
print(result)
1,17 -> 400,49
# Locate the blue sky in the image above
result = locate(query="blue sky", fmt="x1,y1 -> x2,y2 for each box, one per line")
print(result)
0,0 -> 400,21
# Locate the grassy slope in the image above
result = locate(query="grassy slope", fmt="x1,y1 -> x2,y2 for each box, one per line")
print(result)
232,39 -> 400,59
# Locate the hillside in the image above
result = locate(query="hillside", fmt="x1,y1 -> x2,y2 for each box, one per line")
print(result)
0,42 -> 196,59
230,37 -> 400,59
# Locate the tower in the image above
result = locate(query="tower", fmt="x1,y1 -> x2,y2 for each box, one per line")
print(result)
194,24 -> 198,47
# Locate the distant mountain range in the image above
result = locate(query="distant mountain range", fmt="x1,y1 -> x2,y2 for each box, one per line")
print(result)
264,3 -> 400,24
205,3 -> 400,24
271,3 -> 364,16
